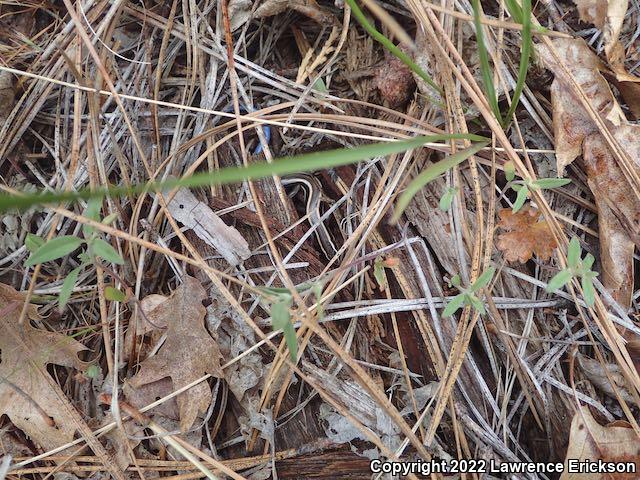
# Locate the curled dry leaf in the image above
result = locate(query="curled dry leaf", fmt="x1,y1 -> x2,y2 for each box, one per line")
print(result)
537,38 -> 625,174
583,127 -> 640,307
560,406 -> 640,479
570,0 -> 638,119
539,38 -> 640,309
572,0 -> 628,56
606,41 -> 640,120
577,353 -> 635,405
496,207 -> 557,263
127,276 -> 223,431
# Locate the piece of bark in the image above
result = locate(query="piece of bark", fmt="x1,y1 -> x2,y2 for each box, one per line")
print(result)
166,188 -> 251,266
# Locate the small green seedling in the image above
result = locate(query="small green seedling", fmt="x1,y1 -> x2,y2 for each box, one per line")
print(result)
546,238 -> 598,306
504,163 -> 571,212
25,198 -> 123,311
258,280 -> 325,362
85,364 -> 101,379
443,267 -> 495,317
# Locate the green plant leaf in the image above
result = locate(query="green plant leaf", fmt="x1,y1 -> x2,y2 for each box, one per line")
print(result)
472,0 -> 501,120
85,197 -> 102,221
270,295 -> 292,330
312,282 -> 324,320
82,198 -> 102,237
567,238 -> 581,268
270,295 -> 297,361
373,258 -> 386,290
26,236 -> 84,267
443,293 -> 466,317
105,286 -> 126,302
90,238 -> 124,265
512,184 -> 529,212
546,268 -> 573,292
450,274 -> 461,288
25,233 -> 45,252
504,161 -> 516,182
58,266 -> 81,311
393,142 -> 488,223
583,253 -> 595,271
532,178 -> 571,189
85,364 -> 100,378
312,77 -> 327,93
468,294 -> 486,315
0,134 -> 487,213
282,323 -> 298,362
102,213 -> 119,225
581,275 -> 596,307
344,0 -> 442,95
439,187 -> 457,212
471,266 -> 495,292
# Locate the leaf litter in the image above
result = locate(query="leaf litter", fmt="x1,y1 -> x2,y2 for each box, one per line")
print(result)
2,0 -> 640,477
126,276 -> 223,432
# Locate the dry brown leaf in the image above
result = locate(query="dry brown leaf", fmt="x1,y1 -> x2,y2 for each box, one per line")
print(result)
539,38 -> 640,309
127,276 -> 223,431
602,0 -> 629,57
583,125 -> 640,307
0,283 -> 87,453
577,353 -> 636,405
496,207 -> 557,263
572,0 -> 628,57
254,0 -> 335,25
607,41 -> 640,120
537,38 -> 625,174
560,406 -> 640,479
574,0 -> 607,27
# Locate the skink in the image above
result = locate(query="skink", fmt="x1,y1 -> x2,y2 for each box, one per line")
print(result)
281,174 -> 339,260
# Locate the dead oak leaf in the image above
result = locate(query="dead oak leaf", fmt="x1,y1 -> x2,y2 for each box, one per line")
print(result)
496,207 -> 557,263
127,276 -> 223,431
560,406 -> 640,479
0,284 -> 88,453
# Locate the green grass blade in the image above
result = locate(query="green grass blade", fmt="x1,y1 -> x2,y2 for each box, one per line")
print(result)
392,141 -> 488,223
344,0 -> 442,95
504,0 -> 523,23
471,0 -> 501,121
0,134 -> 487,213
503,0 -> 532,125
